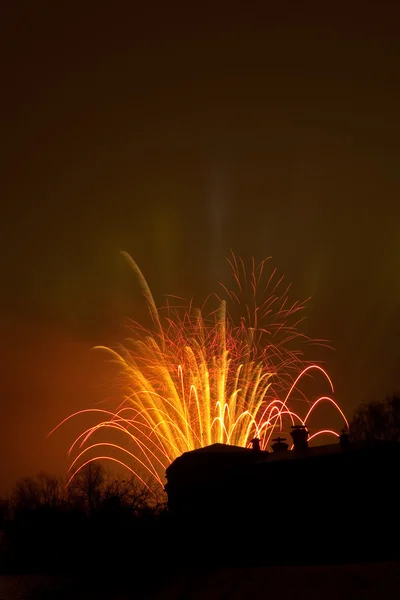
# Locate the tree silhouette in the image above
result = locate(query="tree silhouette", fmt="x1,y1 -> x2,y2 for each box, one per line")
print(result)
350,394 -> 400,442
68,463 -> 105,514
101,476 -> 161,514
0,467 -> 168,571
14,473 -> 64,511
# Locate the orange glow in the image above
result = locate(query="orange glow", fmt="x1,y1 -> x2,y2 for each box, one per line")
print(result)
52,253 -> 348,489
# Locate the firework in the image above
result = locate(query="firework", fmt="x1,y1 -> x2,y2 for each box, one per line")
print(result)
51,252 -> 348,490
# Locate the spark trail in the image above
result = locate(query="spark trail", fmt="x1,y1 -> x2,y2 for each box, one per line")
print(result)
51,252 -> 348,489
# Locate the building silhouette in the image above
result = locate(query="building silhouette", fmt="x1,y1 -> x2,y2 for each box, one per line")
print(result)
165,427 -> 400,563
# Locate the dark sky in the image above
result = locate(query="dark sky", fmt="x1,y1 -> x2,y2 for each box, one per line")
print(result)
1,1 -> 399,490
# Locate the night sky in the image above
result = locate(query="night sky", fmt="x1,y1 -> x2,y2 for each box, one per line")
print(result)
1,1 -> 399,491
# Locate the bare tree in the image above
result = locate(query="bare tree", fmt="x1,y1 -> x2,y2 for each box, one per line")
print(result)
101,474 -> 166,516
67,463 -> 105,513
13,473 -> 65,511
350,394 -> 400,442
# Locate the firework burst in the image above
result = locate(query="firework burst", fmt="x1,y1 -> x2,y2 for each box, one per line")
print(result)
51,252 -> 348,490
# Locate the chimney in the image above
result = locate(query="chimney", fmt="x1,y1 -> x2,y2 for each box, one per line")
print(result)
250,438 -> 261,452
290,425 -> 309,451
339,429 -> 350,450
271,437 -> 289,452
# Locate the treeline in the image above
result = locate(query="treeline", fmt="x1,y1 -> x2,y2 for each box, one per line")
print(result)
2,394 -> 400,573
0,464 -> 168,573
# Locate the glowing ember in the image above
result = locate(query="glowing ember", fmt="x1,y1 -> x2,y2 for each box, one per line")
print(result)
51,252 -> 348,490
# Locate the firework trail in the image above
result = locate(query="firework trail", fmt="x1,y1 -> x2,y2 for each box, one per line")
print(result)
51,252 -> 348,490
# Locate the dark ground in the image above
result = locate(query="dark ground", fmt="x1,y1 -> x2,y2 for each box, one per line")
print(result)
1,561 -> 399,599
